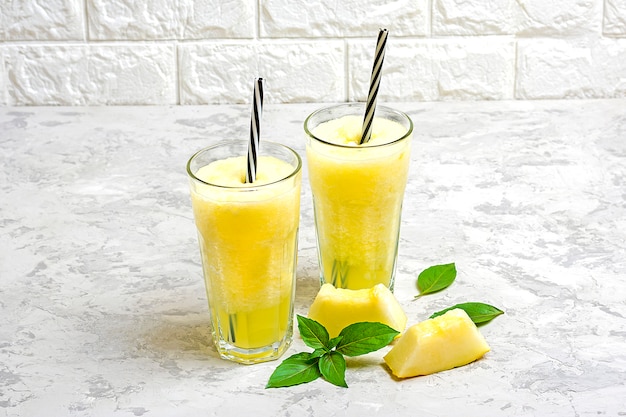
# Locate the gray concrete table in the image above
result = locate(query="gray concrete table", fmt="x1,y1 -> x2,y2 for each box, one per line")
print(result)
1,100 -> 625,416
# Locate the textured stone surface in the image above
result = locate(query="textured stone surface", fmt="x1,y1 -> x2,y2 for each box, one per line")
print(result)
260,0 -> 428,37
1,101 -> 626,415
6,45 -> 177,105
604,0 -> 626,35
433,0 -> 601,35
349,39 -> 515,101
179,42 -> 345,104
87,0 -> 254,40
516,38 -> 626,99
0,0 -> 84,40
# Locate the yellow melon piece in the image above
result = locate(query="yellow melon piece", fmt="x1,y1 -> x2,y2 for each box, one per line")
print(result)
383,309 -> 490,378
307,283 -> 407,338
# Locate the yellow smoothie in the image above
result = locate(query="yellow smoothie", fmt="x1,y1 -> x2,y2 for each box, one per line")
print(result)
189,154 -> 300,361
306,112 -> 411,290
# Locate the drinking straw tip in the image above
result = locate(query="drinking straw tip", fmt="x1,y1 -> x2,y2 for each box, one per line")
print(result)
360,29 -> 389,145
246,78 -> 264,183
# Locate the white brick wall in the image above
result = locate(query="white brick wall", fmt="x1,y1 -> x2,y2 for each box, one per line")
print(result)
349,38 -> 516,101
1,0 -> 625,106
87,0 -> 255,40
179,41 -> 345,104
433,0 -> 602,36
6,44 -> 177,105
260,0 -> 429,37
517,38 -> 626,99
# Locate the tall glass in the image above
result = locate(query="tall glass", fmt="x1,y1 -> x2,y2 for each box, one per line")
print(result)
187,141 -> 302,364
305,103 -> 412,291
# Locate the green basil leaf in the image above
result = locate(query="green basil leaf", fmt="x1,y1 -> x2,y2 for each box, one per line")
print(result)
429,302 -> 504,325
328,335 -> 343,349
297,315 -> 331,351
416,263 -> 456,297
318,351 -> 347,388
310,348 -> 326,359
266,352 -> 321,388
335,322 -> 399,357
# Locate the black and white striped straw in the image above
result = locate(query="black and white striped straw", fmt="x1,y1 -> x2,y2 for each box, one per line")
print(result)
360,28 -> 388,145
246,78 -> 264,183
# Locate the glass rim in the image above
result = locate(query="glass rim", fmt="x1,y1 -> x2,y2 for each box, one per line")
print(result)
186,140 -> 302,190
304,103 -> 414,149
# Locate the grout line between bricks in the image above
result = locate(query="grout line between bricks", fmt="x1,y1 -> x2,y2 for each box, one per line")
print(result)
601,0 -> 607,35
428,0 -> 434,37
175,41 -> 181,105
256,0 -> 261,40
513,40 -> 519,100
82,0 -> 89,42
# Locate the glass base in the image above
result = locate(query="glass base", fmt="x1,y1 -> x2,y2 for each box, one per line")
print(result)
213,331 -> 293,365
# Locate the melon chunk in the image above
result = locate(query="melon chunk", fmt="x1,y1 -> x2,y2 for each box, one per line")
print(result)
383,309 -> 490,378
307,283 -> 407,338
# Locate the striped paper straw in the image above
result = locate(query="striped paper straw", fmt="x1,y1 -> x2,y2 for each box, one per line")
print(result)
246,78 -> 264,183
360,28 -> 388,145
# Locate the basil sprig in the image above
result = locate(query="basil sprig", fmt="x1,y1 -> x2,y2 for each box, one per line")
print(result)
269,262 -> 504,389
266,315 -> 399,388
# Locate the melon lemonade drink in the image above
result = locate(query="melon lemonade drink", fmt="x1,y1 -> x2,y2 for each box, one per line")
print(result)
305,103 -> 412,291
187,141 -> 301,364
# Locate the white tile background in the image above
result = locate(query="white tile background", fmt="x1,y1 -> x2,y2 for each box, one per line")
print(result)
0,0 -> 625,105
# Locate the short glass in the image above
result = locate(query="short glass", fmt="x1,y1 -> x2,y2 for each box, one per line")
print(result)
304,103 -> 413,291
187,141 -> 302,364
